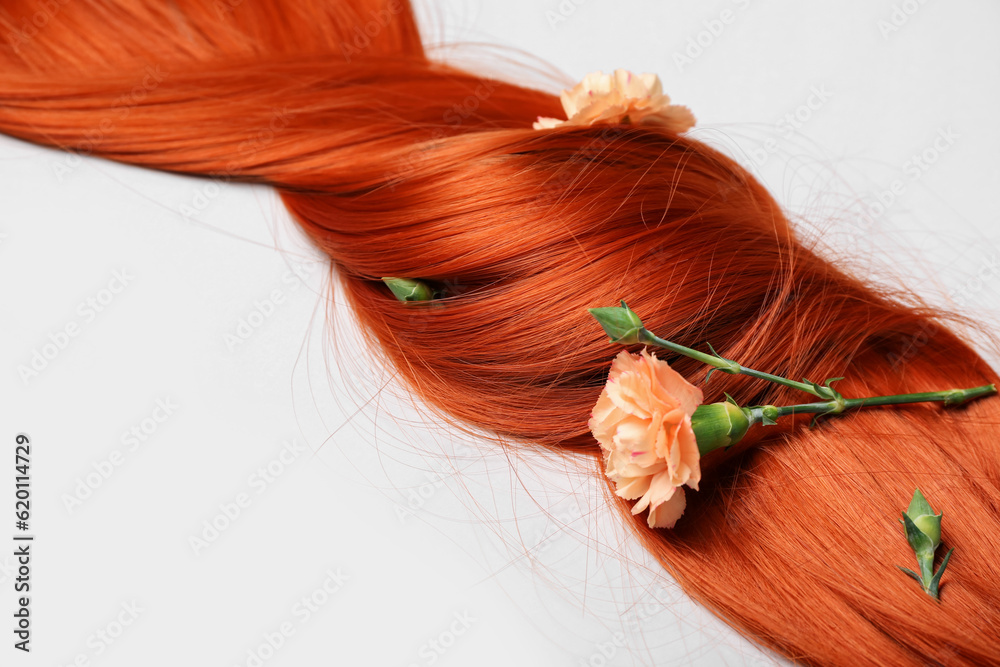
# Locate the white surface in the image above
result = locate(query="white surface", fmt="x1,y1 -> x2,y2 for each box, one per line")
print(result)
2,1 -> 999,666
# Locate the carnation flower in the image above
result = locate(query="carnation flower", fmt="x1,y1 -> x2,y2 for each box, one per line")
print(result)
588,348 -> 703,529
533,69 -> 695,133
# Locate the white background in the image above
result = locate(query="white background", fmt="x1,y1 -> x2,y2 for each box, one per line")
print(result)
2,1 -> 999,666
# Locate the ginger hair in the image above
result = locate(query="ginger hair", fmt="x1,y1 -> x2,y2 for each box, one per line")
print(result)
2,1 -> 998,664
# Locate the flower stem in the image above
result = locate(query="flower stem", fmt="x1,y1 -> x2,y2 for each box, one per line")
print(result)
637,329 -> 733,369
638,329 -> 827,397
764,384 -> 997,418
639,328 -> 997,409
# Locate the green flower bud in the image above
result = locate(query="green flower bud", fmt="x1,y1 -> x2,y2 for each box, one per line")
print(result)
905,488 -> 942,549
756,405 -> 780,426
382,277 -> 434,302
588,300 -> 645,344
690,401 -> 752,456
898,487 -> 953,599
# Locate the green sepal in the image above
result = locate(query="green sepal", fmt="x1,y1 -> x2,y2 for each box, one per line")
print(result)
902,511 -> 935,582
901,511 -> 934,557
691,401 -> 751,456
706,342 -> 740,375
382,277 -> 434,302
897,566 -> 922,583
588,300 -> 645,344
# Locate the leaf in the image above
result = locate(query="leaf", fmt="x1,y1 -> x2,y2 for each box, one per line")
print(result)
927,547 -> 955,600
823,378 -> 846,402
705,342 -> 740,376
800,376 -> 840,400
808,403 -> 841,428
897,566 -> 922,583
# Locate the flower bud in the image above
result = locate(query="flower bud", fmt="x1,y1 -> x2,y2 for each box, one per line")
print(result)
690,400 -> 752,456
382,277 -> 434,302
905,488 -> 942,549
588,301 -> 645,344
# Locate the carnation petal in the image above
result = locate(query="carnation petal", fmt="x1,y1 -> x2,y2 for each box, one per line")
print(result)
611,414 -> 655,452
591,347 -> 704,530
643,105 -> 696,134
629,448 -> 661,468
614,69 -> 658,99
590,388 -> 620,424
581,71 -> 613,96
630,489 -> 651,515
639,72 -> 662,97
559,89 -> 580,119
614,473 -> 651,501
676,415 -> 702,490
661,419 -> 683,482
532,116 -> 564,130
607,372 -> 652,419
608,349 -> 640,380
615,456 -> 667,480
646,469 -> 680,507
540,70 -> 693,133
563,71 -> 612,118
647,488 -> 686,529
647,349 -> 703,416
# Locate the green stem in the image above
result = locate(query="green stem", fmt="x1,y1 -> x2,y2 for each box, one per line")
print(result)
639,329 -> 827,397
636,329 -> 729,368
765,384 -> 996,418
640,328 -> 997,409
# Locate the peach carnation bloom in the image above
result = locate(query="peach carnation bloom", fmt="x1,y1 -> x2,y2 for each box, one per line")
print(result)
588,348 -> 703,529
533,69 -> 695,133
